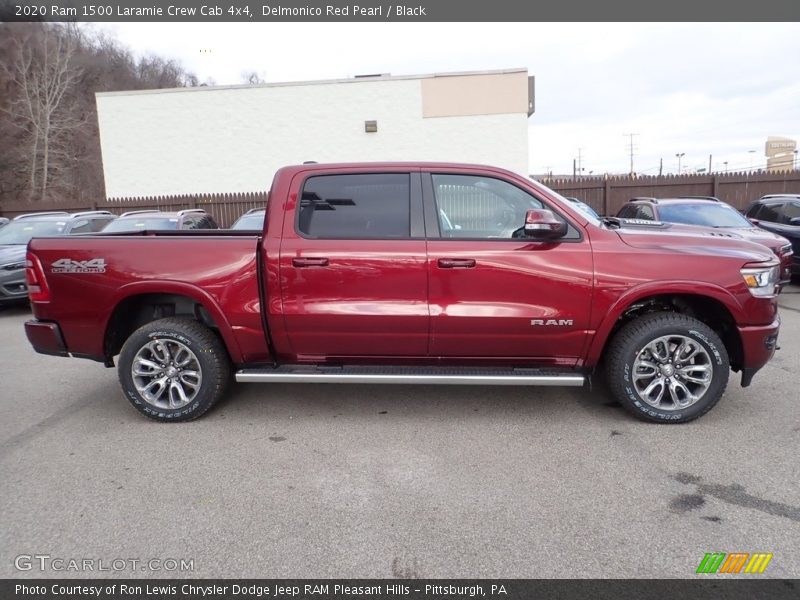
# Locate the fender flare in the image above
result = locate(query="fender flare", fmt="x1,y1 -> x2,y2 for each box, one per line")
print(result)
103,280 -> 244,363
584,280 -> 744,365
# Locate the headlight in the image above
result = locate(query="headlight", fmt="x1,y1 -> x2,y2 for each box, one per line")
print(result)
741,265 -> 779,297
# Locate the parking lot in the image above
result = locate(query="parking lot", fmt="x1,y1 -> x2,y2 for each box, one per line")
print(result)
1,287 -> 799,579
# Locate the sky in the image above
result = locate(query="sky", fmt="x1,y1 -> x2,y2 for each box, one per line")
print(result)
94,22 -> 800,176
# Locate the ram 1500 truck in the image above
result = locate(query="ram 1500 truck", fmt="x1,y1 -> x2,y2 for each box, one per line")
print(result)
23,163 -> 781,423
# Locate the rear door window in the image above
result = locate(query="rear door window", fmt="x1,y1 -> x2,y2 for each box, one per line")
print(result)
68,220 -> 91,234
782,202 -> 800,224
756,203 -> 785,224
89,218 -> 113,232
298,174 -> 410,239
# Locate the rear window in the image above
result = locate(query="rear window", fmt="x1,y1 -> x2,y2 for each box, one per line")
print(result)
297,173 -> 410,239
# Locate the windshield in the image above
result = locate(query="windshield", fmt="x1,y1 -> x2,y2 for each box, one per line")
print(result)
102,218 -> 179,232
231,213 -> 265,230
0,220 -> 68,245
570,200 -> 600,219
657,203 -> 751,228
522,175 -> 603,226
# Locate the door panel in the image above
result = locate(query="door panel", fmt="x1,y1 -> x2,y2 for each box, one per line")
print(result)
427,241 -> 593,362
425,172 -> 593,363
279,171 -> 428,359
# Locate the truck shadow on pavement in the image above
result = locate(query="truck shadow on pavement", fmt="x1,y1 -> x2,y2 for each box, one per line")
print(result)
209,379 -> 624,425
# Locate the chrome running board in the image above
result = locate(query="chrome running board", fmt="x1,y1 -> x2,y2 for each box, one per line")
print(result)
235,365 -> 585,386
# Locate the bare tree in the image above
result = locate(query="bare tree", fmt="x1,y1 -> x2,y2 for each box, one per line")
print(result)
241,70 -> 265,85
0,22 -> 200,206
2,25 -> 84,200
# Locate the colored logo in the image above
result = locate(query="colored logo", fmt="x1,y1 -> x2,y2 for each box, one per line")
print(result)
696,552 -> 773,574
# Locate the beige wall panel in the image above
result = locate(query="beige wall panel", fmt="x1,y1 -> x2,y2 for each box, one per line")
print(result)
422,72 -> 529,118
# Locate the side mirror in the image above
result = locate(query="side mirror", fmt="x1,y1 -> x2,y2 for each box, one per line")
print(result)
789,217 -> 800,226
524,209 -> 567,240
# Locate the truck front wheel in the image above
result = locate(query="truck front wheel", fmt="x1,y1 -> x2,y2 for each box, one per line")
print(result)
118,318 -> 230,422
606,312 -> 729,423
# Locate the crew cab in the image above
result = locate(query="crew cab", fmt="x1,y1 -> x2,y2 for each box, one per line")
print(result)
23,163 -> 781,423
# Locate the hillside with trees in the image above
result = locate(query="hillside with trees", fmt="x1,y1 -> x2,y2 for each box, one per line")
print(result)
0,23 -> 200,206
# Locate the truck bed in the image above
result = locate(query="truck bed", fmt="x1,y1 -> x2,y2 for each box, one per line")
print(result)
27,232 -> 268,364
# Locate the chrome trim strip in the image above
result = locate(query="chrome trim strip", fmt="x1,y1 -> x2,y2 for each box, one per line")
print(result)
235,371 -> 585,386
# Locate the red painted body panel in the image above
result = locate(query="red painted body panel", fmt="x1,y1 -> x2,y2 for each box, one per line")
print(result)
25,162 -> 781,380
426,239 -> 592,364
276,166 -> 428,360
27,235 -> 266,364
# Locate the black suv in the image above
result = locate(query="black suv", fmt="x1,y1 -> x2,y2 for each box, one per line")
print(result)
745,194 -> 800,277
0,210 -> 116,305
101,209 -> 218,232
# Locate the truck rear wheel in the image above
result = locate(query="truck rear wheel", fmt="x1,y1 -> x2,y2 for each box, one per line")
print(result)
606,312 -> 729,423
118,318 -> 230,422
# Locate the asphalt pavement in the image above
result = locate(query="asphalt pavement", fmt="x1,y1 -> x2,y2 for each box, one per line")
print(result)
1,287 -> 799,579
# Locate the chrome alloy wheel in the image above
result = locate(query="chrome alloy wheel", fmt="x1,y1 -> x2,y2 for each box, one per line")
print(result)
131,339 -> 202,409
631,334 -> 713,410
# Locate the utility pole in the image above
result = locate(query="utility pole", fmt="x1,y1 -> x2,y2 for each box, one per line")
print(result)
724,161 -> 728,173
573,158 -> 576,180
675,153 -> 685,174
577,148 -> 583,177
708,154 -> 712,174
659,158 -> 663,176
623,133 -> 638,175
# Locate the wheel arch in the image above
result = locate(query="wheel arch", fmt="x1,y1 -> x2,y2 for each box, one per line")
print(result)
103,282 -> 243,364
587,283 -> 744,372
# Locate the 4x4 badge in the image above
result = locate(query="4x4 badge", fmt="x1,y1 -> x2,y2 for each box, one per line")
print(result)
51,258 -> 106,274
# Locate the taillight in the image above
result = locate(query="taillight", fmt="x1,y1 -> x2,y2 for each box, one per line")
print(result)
25,252 -> 50,302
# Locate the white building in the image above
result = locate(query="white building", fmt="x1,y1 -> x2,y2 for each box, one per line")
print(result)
95,68 -> 535,198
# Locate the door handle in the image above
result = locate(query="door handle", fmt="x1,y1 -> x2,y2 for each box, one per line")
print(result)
437,258 -> 476,269
292,257 -> 329,267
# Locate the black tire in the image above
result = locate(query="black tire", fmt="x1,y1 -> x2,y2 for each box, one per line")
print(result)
118,317 -> 230,422
606,312 -> 729,424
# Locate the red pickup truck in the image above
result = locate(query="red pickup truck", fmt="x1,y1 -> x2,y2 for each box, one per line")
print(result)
23,163 -> 781,423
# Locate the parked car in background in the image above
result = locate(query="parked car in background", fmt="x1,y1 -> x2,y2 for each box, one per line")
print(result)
101,209 -> 218,233
617,197 -> 794,282
745,194 -> 800,278
230,208 -> 266,230
563,197 -> 600,219
0,217 -> 9,229
0,210 -> 116,305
